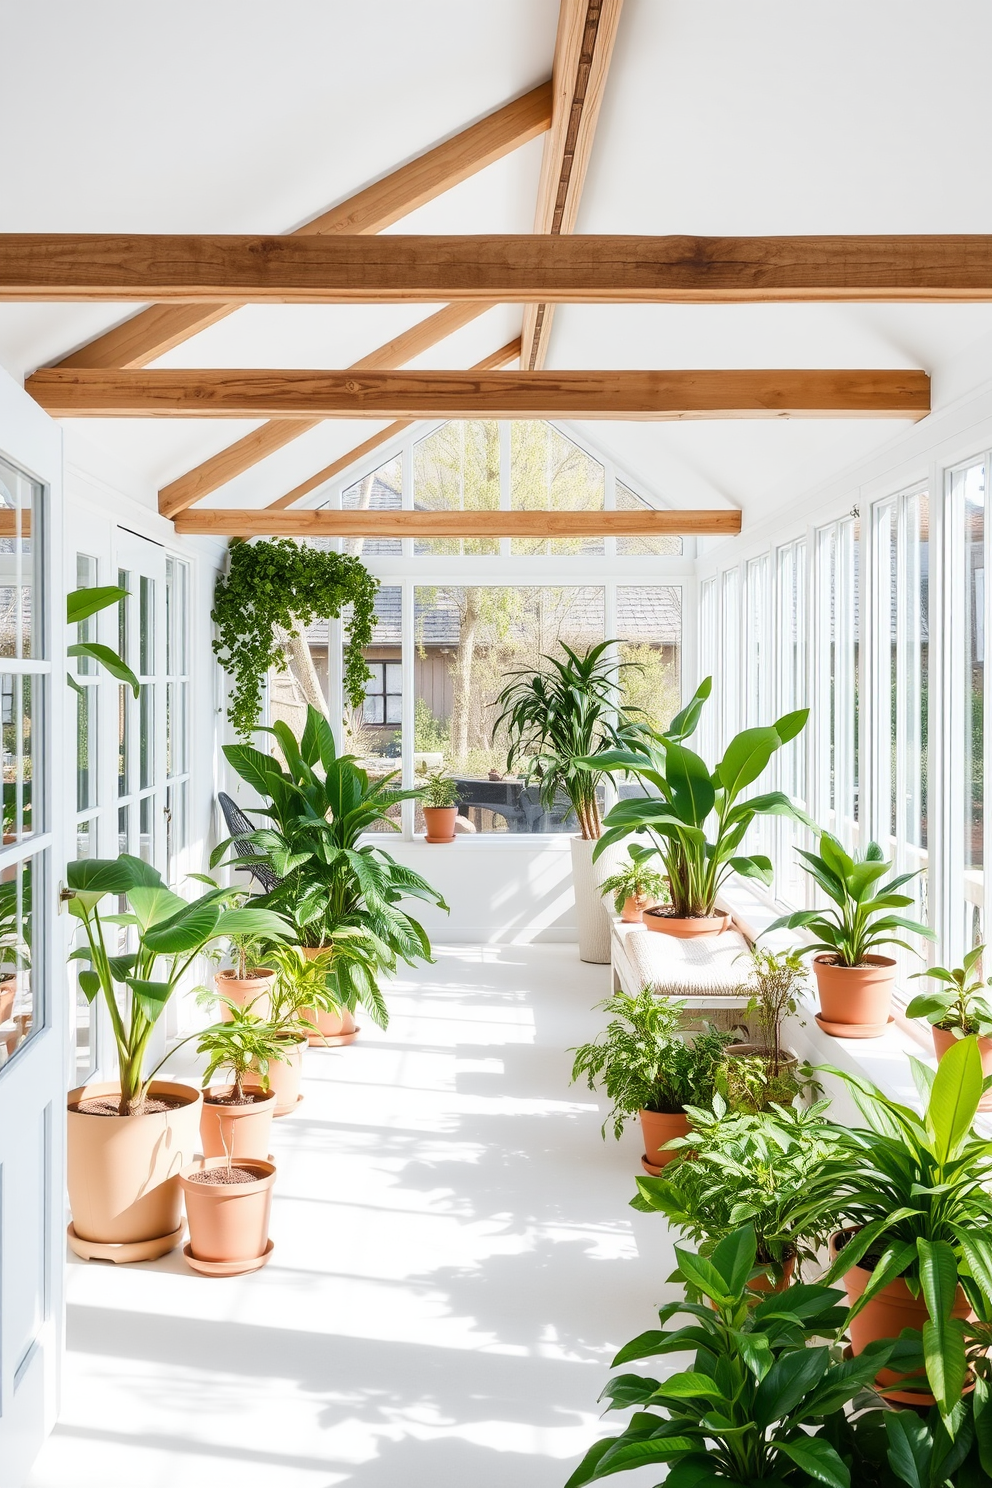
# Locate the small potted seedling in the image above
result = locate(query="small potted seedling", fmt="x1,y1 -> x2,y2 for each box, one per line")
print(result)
420,773 -> 460,842
599,844 -> 668,923
907,943 -> 992,1110
262,943 -> 342,1113
213,916 -> 290,1021
195,999 -> 284,1163
722,947 -> 814,1112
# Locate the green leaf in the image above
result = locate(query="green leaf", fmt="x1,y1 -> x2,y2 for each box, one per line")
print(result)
66,585 -> 128,623
711,1225 -> 756,1296
78,969 -> 102,1003
926,1034 -> 983,1160
66,856 -> 145,895
776,1436 -> 849,1488
674,1246 -> 733,1304
884,1399 -> 932,1488
66,642 -> 140,697
663,741 -> 715,826
728,853 -> 774,885
650,1371 -> 726,1403
753,1346 -> 830,1428
774,707 -> 810,745
125,977 -> 173,1025
717,725 -> 782,800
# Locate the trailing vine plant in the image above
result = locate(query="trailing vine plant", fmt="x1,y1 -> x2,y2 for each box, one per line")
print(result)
212,539 -> 378,738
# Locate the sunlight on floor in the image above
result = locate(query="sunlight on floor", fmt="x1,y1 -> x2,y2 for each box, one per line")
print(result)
27,946 -> 678,1488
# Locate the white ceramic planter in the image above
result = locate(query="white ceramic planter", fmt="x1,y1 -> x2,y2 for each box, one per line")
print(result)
570,835 -> 627,963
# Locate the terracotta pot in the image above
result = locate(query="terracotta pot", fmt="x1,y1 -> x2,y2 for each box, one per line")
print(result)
813,955 -> 895,1034
750,1251 -> 797,1293
300,1003 -> 358,1044
639,1108 -> 691,1170
933,1026 -> 992,1112
264,1033 -> 307,1116
423,805 -> 457,843
621,893 -> 657,924
66,1079 -> 202,1252
214,968 -> 274,1022
0,973 -> 14,1024
831,1230 -> 974,1395
644,907 -> 732,938
181,1156 -> 275,1267
199,1085 -> 276,1162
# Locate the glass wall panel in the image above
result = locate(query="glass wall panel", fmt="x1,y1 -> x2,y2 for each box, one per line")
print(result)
720,568 -> 741,753
0,456 -> 39,662
414,425 -> 498,557
344,454 -> 403,558
511,424 -> 604,557
616,482 -> 683,556
815,516 -> 860,850
616,585 -> 682,732
774,541 -> 809,907
698,576 -> 719,763
953,460 -> 986,950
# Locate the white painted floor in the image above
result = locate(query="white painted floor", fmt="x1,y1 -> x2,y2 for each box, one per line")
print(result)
28,946 -> 678,1488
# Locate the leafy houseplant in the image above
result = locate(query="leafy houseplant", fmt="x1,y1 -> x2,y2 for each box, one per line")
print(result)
907,945 -> 992,1111
195,999 -> 288,1164
570,988 -> 734,1170
211,537 -> 378,739
216,706 -> 448,1030
632,1096 -> 847,1286
724,946 -> 811,1111
420,772 -> 459,843
599,843 -> 668,923
566,1224 -> 887,1488
812,1036 -> 992,1418
590,678 -> 811,938
768,833 -> 935,1035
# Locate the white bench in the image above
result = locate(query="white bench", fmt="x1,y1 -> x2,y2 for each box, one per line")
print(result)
611,918 -> 753,1029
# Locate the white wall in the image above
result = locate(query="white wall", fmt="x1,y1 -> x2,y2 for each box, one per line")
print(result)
387,838 -> 579,944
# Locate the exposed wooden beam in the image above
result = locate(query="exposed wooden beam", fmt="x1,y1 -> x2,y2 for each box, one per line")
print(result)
28,368 -> 931,421
10,235 -> 992,304
174,508 -> 742,538
265,337 -> 522,511
157,301 -> 493,518
522,0 -> 625,370
51,84 -> 551,370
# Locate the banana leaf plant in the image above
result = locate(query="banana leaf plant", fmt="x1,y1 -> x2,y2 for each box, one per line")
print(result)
66,854 -> 292,1114
586,678 -> 812,916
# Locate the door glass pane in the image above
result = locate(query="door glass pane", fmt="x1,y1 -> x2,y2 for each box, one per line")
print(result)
0,854 -> 38,1067
2,674 -> 35,841
0,456 -> 38,662
139,685 -> 154,789
139,795 -> 155,864
961,461 -> 985,947
76,683 -> 97,812
139,575 -> 155,676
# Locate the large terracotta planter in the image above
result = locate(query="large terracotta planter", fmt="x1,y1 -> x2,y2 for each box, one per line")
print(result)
831,1230 -> 974,1398
933,1027 -> 992,1112
621,894 -> 657,924
813,955 -> 895,1037
264,1033 -> 307,1116
644,907 -> 732,938
639,1108 -> 691,1173
199,1085 -> 276,1163
423,806 -> 457,843
180,1156 -> 275,1274
214,968 -> 274,1022
66,1078 -> 202,1261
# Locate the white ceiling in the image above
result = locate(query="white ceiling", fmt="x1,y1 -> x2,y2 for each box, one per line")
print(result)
3,0 -> 992,523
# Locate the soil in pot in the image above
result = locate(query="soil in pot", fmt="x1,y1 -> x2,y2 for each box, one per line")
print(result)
199,1084 -> 276,1163
180,1156 -> 275,1269
933,1026 -> 992,1112
643,907 -> 732,939
423,806 -> 457,843
264,1034 -> 307,1116
639,1108 -> 691,1174
67,1078 -> 202,1254
215,968 -> 274,1022
813,954 -> 895,1035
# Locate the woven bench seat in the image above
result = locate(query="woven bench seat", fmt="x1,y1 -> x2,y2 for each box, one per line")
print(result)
611,918 -> 752,1016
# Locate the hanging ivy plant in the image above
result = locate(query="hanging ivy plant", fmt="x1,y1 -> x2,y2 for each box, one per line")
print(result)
212,538 -> 378,739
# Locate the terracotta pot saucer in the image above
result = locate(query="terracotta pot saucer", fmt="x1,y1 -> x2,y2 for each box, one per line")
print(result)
182,1237 -> 274,1277
640,1154 -> 667,1177
67,1220 -> 185,1264
815,1011 -> 895,1040
273,1093 -> 305,1117
307,1026 -> 360,1047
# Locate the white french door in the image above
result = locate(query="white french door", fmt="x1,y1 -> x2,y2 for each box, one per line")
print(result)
0,379 -> 68,1487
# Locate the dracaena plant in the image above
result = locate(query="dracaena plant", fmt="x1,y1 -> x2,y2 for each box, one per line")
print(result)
66,855 -> 292,1115
906,943 -> 992,1038
587,678 -> 812,917
811,1037 -> 992,1419
214,707 -> 448,1021
566,1224 -> 890,1488
767,832 -> 934,966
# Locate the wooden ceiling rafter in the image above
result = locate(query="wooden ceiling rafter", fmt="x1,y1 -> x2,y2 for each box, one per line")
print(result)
173,508 -> 741,538
522,0 -> 625,370
27,367 -> 931,421
51,84 -> 552,371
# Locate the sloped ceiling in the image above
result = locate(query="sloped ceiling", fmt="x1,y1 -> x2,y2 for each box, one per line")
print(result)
3,0 -> 992,524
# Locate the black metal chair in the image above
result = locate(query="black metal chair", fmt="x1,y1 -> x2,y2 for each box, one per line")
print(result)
217,792 -> 282,894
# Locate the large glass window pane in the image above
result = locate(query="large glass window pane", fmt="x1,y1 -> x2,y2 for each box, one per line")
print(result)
775,541 -> 809,908
2,675 -> 35,842
958,461 -> 985,949
616,481 -> 683,556
414,425 -> 498,557
139,575 -> 155,676
511,424 -> 604,557
412,586 -> 604,833
720,569 -> 741,753
343,587 -> 402,830
344,455 -> 403,558
139,685 -> 154,789
0,456 -> 38,662
745,555 -> 770,727
616,585 -> 682,731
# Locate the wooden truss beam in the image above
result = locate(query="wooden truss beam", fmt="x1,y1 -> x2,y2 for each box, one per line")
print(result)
27,368 -> 931,421
9,235 -> 992,305
173,507 -> 742,539
265,337 -> 522,512
52,84 -> 552,370
156,301 -> 493,518
522,0 -> 625,370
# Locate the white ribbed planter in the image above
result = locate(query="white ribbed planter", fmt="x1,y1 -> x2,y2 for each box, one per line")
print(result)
570,836 -> 628,964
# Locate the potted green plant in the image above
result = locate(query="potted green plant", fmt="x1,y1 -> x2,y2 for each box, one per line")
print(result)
907,943 -> 992,1109
598,843 -> 668,923
767,833 -> 935,1036
813,1037 -> 992,1417
493,640 -> 642,963
64,854 -> 290,1261
260,942 -> 327,1113
570,988 -> 734,1173
195,999 -> 286,1163
420,772 -> 459,843
590,678 -> 811,939
179,1152 -> 277,1277
216,706 -> 448,1037
722,946 -> 811,1110
213,917 -> 294,1022
632,1096 -> 846,1288
565,1224 -> 889,1488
